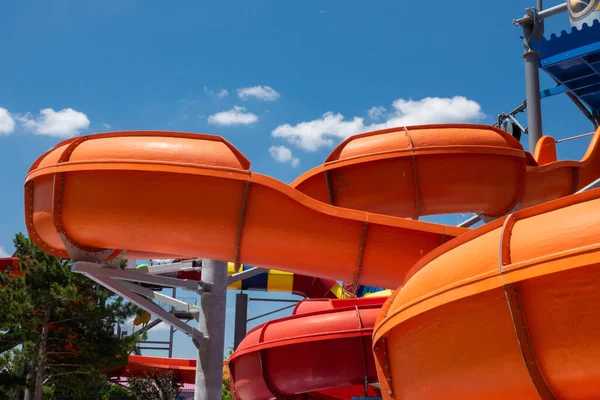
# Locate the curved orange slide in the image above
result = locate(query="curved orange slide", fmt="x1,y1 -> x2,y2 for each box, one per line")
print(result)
113,355 -> 200,384
293,124 -> 600,219
373,188 -> 600,400
24,130 -> 464,289
24,125 -> 600,399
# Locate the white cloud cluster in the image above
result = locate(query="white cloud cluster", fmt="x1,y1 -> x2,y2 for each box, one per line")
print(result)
272,96 -> 484,151
0,106 -> 90,138
207,106 -> 258,126
0,108 -> 15,134
237,86 -> 280,101
204,86 -> 229,99
18,108 -> 90,138
0,245 -> 10,258
269,145 -> 300,168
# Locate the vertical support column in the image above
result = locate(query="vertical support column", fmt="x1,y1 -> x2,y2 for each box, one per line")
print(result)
233,292 -> 248,350
168,287 -> 176,358
195,259 -> 228,400
524,50 -> 543,152
522,8 -> 544,152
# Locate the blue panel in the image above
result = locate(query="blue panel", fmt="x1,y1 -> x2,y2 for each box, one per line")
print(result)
541,85 -> 568,98
531,19 -> 600,115
241,271 -> 269,291
531,19 -> 600,60
540,40 -> 600,68
356,285 -> 385,297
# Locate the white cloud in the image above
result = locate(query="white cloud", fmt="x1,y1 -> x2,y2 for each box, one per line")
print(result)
207,106 -> 258,126
237,86 -> 280,101
18,108 -> 90,138
204,87 -> 229,99
272,96 -> 484,151
368,106 -> 386,120
0,245 -> 11,258
103,122 -> 111,129
269,145 -> 300,168
319,9 -> 326,16
0,108 -> 15,134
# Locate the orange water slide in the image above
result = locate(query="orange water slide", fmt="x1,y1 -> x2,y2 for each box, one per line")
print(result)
24,131 -> 464,289
24,125 -> 600,399
114,355 -> 200,383
373,188 -> 600,400
293,124 -> 600,218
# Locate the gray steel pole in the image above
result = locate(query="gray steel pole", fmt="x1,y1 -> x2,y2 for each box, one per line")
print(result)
514,3 -> 567,25
537,0 -> 542,11
521,5 -> 544,153
233,292 -> 248,351
168,287 -> 176,358
195,260 -> 228,400
524,48 -> 543,152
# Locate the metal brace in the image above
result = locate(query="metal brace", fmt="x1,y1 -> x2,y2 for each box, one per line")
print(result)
72,262 -> 205,342
58,231 -> 124,267
227,267 -> 267,285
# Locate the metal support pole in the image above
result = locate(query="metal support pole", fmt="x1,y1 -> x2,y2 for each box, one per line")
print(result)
514,3 -> 567,25
169,287 -> 176,358
233,292 -> 248,351
521,6 -> 544,153
195,259 -> 228,400
524,46 -> 543,152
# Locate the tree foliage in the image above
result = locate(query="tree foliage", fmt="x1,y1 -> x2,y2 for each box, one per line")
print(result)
0,233 -> 142,399
127,370 -> 181,400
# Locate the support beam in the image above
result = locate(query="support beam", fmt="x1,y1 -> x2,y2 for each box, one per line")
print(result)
118,280 -> 200,315
520,6 -> 545,152
146,259 -> 202,275
169,287 -> 176,358
133,318 -> 163,336
457,215 -> 481,228
233,292 -> 248,350
72,263 -> 204,341
524,45 -> 543,152
249,298 -> 300,303
513,3 -> 567,25
195,260 -> 228,400
227,267 -> 268,284
247,303 -> 297,323
578,177 -> 600,192
74,262 -> 200,291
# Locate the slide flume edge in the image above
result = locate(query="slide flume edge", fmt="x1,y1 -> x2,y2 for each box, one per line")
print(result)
292,124 -> 600,218
228,297 -> 386,399
373,188 -> 600,399
24,130 -> 465,289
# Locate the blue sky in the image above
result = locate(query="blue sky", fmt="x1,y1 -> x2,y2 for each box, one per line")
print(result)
0,1 -> 597,357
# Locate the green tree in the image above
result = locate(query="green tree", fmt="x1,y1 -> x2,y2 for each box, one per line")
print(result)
127,370 -> 181,400
97,381 -> 132,400
222,348 -> 233,400
0,233 -> 142,400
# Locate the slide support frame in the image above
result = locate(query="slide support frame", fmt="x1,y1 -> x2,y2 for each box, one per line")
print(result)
195,259 -> 228,400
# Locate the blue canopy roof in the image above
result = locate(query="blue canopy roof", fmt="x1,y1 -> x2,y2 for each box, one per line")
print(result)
531,20 -> 600,114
